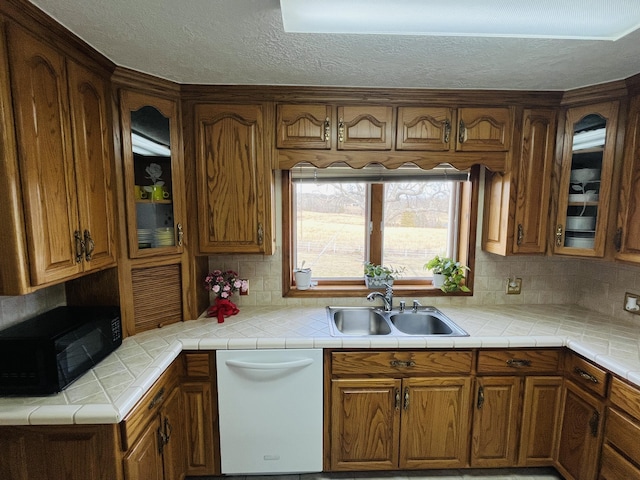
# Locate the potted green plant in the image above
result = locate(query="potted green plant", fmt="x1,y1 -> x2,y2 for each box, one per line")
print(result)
363,262 -> 404,289
424,255 -> 470,293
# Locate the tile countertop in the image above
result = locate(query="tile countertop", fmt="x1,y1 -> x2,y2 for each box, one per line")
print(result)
0,304 -> 639,426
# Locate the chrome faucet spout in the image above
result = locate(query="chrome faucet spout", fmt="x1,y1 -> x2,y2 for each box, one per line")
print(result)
365,282 -> 394,311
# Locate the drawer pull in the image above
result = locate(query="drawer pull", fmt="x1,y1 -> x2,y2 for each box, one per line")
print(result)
390,360 -> 416,368
506,358 -> 532,368
574,367 -> 599,384
148,387 -> 165,410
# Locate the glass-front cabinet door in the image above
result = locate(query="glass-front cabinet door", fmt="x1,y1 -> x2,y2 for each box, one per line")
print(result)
554,102 -> 619,257
120,91 -> 185,258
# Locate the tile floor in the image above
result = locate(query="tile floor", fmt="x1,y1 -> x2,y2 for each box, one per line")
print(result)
190,468 -> 562,480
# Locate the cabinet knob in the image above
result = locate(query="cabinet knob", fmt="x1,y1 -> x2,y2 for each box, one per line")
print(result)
614,227 -> 622,252
323,116 -> 330,142
177,223 -> 184,247
443,119 -> 451,144
83,230 -> 95,261
589,410 -> 600,437
458,120 -> 466,143
257,223 -> 264,245
338,118 -> 345,143
74,230 -> 85,263
517,224 -> 524,246
555,224 -> 564,247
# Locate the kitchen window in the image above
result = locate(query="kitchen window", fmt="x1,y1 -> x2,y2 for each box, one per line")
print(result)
282,164 -> 479,296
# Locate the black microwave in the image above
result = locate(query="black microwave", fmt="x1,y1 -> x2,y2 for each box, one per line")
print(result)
0,306 -> 122,395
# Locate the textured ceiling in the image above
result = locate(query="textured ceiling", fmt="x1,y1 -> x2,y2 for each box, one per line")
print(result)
29,0 -> 640,91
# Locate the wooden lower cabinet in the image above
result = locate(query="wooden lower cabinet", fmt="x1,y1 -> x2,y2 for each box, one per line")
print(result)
471,376 -> 521,467
328,350 -> 473,471
555,380 -> 605,480
124,385 -> 186,480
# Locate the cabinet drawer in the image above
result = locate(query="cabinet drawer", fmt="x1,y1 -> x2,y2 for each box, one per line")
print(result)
605,408 -> 640,466
600,443 -> 640,480
476,349 -> 561,374
120,362 -> 178,451
564,353 -> 608,397
182,352 -> 212,378
609,377 -> 640,421
331,350 -> 472,376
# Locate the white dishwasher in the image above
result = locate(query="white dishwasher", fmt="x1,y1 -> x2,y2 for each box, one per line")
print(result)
216,349 -> 323,474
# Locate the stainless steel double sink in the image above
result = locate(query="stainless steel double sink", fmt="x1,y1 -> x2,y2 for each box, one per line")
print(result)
327,306 -> 468,337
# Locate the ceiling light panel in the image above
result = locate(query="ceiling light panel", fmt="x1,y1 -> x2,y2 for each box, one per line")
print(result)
280,0 -> 640,40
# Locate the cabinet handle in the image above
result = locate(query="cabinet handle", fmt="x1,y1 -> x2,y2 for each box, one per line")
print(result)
555,224 -> 564,247
83,230 -> 95,261
506,358 -> 532,368
157,426 -> 166,454
443,119 -> 451,144
477,386 -> 484,409
517,224 -> 524,246
323,116 -> 330,142
394,388 -> 401,410
74,230 -> 85,263
257,223 -> 264,245
589,410 -> 600,437
177,223 -> 184,247
338,118 -> 345,143
148,387 -> 165,410
390,360 -> 416,368
614,227 -> 622,252
574,367 -> 599,384
403,386 -> 410,411
164,417 -> 172,443
458,120 -> 466,143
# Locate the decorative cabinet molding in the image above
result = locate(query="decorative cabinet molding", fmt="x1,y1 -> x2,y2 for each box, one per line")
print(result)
1,22 -> 116,293
482,108 -> 557,255
553,101 -> 619,257
194,103 -> 274,254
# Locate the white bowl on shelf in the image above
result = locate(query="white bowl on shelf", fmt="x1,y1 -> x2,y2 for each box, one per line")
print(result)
565,237 -> 595,248
566,216 -> 596,230
570,168 -> 600,184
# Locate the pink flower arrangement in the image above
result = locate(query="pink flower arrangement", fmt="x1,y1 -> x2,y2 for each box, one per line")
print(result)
204,270 -> 246,299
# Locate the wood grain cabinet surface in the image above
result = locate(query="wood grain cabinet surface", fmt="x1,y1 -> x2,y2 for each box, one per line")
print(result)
328,350 -> 472,471
482,108 -> 557,255
194,103 -> 274,254
2,23 -> 116,292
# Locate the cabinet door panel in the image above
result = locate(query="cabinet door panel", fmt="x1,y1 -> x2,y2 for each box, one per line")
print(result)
337,106 -> 393,150
276,104 -> 331,149
615,95 -> 640,262
457,108 -> 512,152
123,420 -> 164,480
519,376 -> 562,466
396,107 -> 453,151
182,382 -> 217,475
471,376 -> 521,467
556,381 -> 604,480
67,59 -> 117,271
161,386 -> 187,480
399,377 -> 471,469
195,104 -> 269,253
330,378 -> 400,470
7,25 -> 81,284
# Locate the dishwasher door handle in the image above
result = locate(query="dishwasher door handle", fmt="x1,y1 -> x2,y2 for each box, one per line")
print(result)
225,358 -> 314,370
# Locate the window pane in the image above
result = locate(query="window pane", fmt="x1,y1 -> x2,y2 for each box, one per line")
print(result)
382,181 -> 455,277
294,182 -> 366,278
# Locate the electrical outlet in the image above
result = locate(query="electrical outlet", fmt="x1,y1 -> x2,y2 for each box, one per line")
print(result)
240,279 -> 249,296
624,292 -> 640,314
506,277 -> 522,295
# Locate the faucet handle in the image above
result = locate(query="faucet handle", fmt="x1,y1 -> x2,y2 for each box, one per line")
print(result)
399,300 -> 406,313
412,300 -> 421,312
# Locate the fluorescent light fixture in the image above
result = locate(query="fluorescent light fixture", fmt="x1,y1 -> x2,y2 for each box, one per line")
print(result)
280,0 -> 640,40
131,132 -> 171,156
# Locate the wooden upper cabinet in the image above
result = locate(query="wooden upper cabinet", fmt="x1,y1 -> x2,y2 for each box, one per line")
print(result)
6,24 -> 116,287
615,94 -> 640,263
457,107 -> 513,152
396,107 -> 454,151
337,105 -> 394,150
482,108 -> 557,255
195,103 -> 273,254
276,104 -> 332,149
554,102 -> 619,257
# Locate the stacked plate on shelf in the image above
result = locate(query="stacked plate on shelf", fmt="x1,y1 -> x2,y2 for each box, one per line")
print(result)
154,227 -> 175,247
137,228 -> 153,249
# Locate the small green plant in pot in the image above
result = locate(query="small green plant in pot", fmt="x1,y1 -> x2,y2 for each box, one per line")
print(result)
424,255 -> 470,293
364,262 -> 404,289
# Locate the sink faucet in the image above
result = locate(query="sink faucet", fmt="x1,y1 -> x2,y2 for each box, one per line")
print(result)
366,282 -> 394,311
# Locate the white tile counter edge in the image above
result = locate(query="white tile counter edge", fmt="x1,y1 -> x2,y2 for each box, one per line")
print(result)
0,304 -> 638,426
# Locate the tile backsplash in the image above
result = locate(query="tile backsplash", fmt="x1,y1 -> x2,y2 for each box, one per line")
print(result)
0,284 -> 66,331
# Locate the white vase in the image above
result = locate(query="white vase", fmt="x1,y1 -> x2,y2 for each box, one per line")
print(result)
432,273 -> 445,288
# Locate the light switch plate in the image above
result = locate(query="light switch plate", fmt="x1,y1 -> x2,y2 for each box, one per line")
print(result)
506,278 -> 522,294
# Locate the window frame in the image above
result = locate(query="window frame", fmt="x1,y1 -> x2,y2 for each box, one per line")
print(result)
281,166 -> 480,297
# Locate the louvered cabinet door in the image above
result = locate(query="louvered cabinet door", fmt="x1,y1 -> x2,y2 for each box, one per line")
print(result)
131,263 -> 183,332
